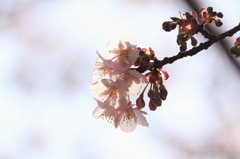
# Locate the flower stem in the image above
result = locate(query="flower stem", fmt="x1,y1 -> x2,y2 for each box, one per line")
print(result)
142,82 -> 150,94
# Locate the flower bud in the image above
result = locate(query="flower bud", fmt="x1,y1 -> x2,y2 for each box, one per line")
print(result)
177,39 -> 183,45
207,7 -> 213,13
155,94 -> 162,106
170,17 -> 180,21
156,77 -> 163,85
159,69 -> 169,80
191,11 -> 197,18
146,73 -> 156,83
185,12 -> 192,19
215,21 -> 223,27
236,37 -> 240,43
169,23 -> 177,30
149,48 -> 155,59
162,21 -> 171,32
230,46 -> 240,58
159,85 -> 168,100
142,55 -> 150,62
191,37 -> 197,46
211,11 -> 217,17
180,44 -> 187,53
149,99 -> 157,111
139,50 -> 145,56
217,12 -> 223,18
147,89 -> 155,99
136,93 -> 145,109
235,37 -> 240,46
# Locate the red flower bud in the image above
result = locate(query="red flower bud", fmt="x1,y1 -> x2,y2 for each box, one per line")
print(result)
145,73 -> 156,83
169,23 -> 177,30
191,37 -> 197,46
136,93 -> 145,109
155,94 -> 162,106
234,37 -> 240,46
147,89 -> 155,99
159,69 -> 169,80
156,77 -> 163,85
217,12 -> 223,18
230,46 -> 240,58
149,99 -> 157,111
159,85 -> 168,100
191,11 -> 197,18
207,7 -> 213,13
162,21 -> 171,32
211,11 -> 217,17
180,44 -> 187,53
215,21 -> 223,27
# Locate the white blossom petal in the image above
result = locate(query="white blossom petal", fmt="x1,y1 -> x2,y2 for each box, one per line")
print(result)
93,107 -> 117,127
118,109 -> 137,133
93,53 -> 113,81
93,99 -> 119,128
126,70 -> 148,84
128,82 -> 141,95
133,109 -> 149,127
116,104 -> 148,132
89,81 -> 106,98
104,36 -> 139,71
119,70 -> 147,95
101,78 -> 115,87
90,78 -> 129,109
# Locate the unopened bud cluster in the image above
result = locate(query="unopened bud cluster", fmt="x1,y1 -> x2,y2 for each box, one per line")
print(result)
162,6 -> 224,53
136,68 -> 169,111
200,7 -> 223,27
135,48 -> 156,73
135,48 -> 169,111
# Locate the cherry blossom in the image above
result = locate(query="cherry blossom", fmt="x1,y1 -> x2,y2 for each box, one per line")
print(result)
90,78 -> 129,108
116,102 -> 148,133
92,52 -> 114,81
93,98 -> 148,132
116,70 -> 147,95
92,98 -> 119,128
103,38 -> 139,71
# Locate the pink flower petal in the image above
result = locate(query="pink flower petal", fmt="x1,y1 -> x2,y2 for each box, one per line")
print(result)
133,109 -> 149,127
118,110 -> 137,133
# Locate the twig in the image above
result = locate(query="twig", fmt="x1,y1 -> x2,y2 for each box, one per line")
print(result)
184,0 -> 240,74
198,25 -> 216,40
154,23 -> 240,68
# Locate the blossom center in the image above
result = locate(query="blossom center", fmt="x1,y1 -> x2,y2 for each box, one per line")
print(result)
121,109 -> 137,126
100,110 -> 114,124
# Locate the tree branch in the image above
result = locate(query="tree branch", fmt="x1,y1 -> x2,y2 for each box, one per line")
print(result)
154,23 -> 240,68
198,25 -> 216,40
184,0 -> 240,74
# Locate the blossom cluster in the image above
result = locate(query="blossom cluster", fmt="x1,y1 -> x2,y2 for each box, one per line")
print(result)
90,37 -> 148,132
162,7 -> 223,53
90,37 -> 168,132
90,7 -> 239,133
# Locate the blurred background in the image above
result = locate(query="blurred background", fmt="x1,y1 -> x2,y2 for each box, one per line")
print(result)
0,0 -> 240,158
